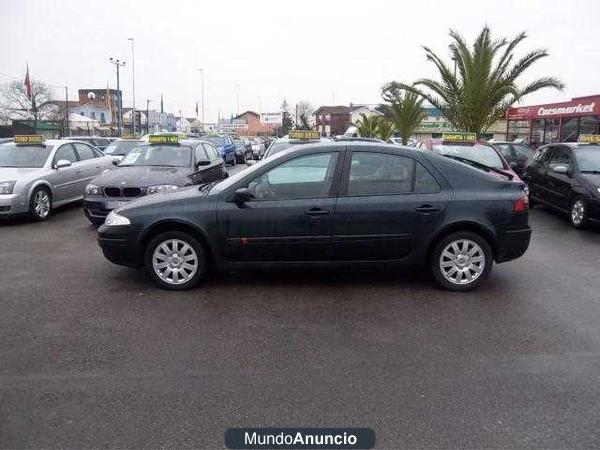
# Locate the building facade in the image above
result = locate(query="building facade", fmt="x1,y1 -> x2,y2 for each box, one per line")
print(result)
506,95 -> 600,146
314,106 -> 352,137
232,111 -> 276,136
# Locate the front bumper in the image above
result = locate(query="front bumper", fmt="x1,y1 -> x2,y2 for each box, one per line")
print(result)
0,193 -> 29,216
84,196 -> 137,222
495,227 -> 532,263
97,224 -> 143,268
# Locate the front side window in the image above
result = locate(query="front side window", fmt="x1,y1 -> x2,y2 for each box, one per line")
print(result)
194,144 -> 209,161
73,143 -> 96,160
245,152 -> 338,200
547,147 -> 572,169
204,144 -> 218,160
54,144 -> 78,164
119,145 -> 192,167
349,152 -> 414,195
0,144 -> 51,168
512,144 -> 533,158
496,144 -> 515,159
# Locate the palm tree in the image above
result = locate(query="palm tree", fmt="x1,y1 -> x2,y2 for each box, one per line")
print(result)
375,116 -> 396,142
383,26 -> 564,137
353,113 -> 379,138
383,90 -> 427,145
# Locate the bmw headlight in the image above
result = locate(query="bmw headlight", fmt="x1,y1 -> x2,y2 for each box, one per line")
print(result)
85,184 -> 101,195
147,184 -> 178,195
0,180 -> 16,194
105,211 -> 131,226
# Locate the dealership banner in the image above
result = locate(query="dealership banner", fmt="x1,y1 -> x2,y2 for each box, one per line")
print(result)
507,96 -> 600,120
260,112 -> 283,125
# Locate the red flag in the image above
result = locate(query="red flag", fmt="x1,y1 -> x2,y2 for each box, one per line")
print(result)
24,64 -> 32,100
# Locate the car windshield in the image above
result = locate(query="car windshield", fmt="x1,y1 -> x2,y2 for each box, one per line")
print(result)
104,140 -> 141,156
202,136 -> 226,147
575,146 -> 600,172
432,143 -> 505,169
118,145 -> 191,167
0,144 -> 52,168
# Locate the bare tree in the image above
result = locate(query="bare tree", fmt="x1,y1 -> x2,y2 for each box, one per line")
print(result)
295,101 -> 314,130
0,80 -> 56,123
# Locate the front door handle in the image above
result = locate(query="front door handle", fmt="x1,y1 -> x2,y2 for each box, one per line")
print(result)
415,204 -> 440,213
303,207 -> 330,217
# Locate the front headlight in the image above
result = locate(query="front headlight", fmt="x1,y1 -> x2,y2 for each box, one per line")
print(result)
0,180 -> 16,194
85,184 -> 101,195
105,211 -> 131,226
147,184 -> 178,195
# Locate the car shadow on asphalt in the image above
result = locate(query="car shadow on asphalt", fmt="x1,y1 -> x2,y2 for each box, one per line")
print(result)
0,200 -> 85,228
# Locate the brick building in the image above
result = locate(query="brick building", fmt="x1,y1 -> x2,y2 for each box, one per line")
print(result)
233,111 -> 277,136
314,106 -> 353,136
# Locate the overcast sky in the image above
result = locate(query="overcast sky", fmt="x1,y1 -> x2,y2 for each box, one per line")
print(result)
1,0 -> 599,121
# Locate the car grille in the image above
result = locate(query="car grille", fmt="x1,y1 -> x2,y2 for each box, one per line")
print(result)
103,187 -> 144,198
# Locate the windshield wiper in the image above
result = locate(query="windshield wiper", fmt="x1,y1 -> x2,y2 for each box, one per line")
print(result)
442,154 -> 514,180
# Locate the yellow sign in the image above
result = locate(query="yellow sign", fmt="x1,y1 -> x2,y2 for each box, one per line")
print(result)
289,130 -> 320,140
442,132 -> 477,143
14,135 -> 44,144
148,134 -> 179,144
578,134 -> 600,143
121,133 -> 137,139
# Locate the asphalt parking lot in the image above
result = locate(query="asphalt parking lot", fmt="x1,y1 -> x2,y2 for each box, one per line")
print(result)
1,177 -> 600,448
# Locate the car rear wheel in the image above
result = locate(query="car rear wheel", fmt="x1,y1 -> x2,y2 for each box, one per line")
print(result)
431,231 -> 493,291
29,187 -> 51,221
570,197 -> 587,228
144,231 -> 207,290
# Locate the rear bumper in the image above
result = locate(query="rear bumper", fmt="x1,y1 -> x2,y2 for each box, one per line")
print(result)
97,225 -> 143,268
495,227 -> 532,263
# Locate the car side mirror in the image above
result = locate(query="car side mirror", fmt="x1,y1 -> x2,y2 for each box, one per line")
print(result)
55,159 -> 72,169
553,165 -> 568,174
196,159 -> 211,166
231,188 -> 254,205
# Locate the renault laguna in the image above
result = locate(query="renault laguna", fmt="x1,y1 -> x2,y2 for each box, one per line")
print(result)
97,142 -> 531,291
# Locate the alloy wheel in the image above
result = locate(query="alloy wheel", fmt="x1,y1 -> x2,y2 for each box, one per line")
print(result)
571,199 -> 585,226
439,239 -> 485,285
34,190 -> 50,218
152,239 -> 198,285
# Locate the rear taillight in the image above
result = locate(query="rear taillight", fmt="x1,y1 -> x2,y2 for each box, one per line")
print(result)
514,194 -> 529,212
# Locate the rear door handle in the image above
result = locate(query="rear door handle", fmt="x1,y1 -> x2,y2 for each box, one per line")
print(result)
415,204 -> 440,213
303,207 -> 330,217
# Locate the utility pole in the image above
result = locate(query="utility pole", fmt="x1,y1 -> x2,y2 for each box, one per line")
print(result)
146,99 -> 151,134
198,69 -> 205,128
109,57 -> 126,136
65,86 -> 69,137
128,38 -> 136,134
235,84 -> 240,115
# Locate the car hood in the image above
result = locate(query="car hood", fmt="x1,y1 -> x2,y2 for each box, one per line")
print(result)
0,167 -> 48,182
116,184 -> 210,212
91,166 -> 191,187
581,173 -> 600,187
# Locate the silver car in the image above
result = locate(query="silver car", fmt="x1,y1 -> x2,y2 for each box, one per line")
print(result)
0,138 -> 116,220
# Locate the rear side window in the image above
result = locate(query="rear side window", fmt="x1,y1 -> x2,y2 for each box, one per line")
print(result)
349,152 -> 413,195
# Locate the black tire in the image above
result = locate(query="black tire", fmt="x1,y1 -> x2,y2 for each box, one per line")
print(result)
28,186 -> 52,221
569,196 -> 587,228
144,231 -> 207,290
430,231 -> 493,292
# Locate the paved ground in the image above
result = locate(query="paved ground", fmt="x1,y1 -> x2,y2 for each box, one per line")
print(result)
1,178 -> 600,448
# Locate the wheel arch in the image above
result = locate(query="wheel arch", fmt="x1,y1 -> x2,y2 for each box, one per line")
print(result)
425,221 -> 498,266
140,219 -> 214,265
28,180 -> 53,201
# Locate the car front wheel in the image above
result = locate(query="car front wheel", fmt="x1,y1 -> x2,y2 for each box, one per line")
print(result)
144,231 -> 207,290
570,197 -> 587,228
431,231 -> 493,291
29,187 -> 51,221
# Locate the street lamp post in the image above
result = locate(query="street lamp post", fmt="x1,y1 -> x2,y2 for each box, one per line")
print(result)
235,84 -> 240,115
128,38 -> 136,134
198,69 -> 204,128
108,57 -> 126,136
